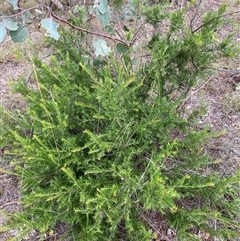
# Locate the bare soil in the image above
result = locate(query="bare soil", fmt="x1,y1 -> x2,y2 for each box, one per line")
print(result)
0,0 -> 240,240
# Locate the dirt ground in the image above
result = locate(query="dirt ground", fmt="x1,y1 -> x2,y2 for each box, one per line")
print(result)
0,0 -> 240,240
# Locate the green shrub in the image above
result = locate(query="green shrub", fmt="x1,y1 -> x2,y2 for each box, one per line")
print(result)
1,2 -> 239,240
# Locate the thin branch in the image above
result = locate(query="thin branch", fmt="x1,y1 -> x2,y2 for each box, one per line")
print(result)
129,22 -> 145,46
49,9 -> 129,45
114,16 -> 128,44
114,27 -> 127,43
1,3 -> 130,46
192,10 -> 240,34
0,5 -> 39,19
120,56 -> 128,73
190,0 -> 202,33
205,67 -> 240,76
0,201 -> 19,209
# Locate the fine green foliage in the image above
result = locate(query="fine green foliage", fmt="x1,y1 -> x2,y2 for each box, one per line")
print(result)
0,2 -> 240,241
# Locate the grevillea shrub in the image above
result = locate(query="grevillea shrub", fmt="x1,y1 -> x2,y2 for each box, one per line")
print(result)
0,2 -> 239,240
